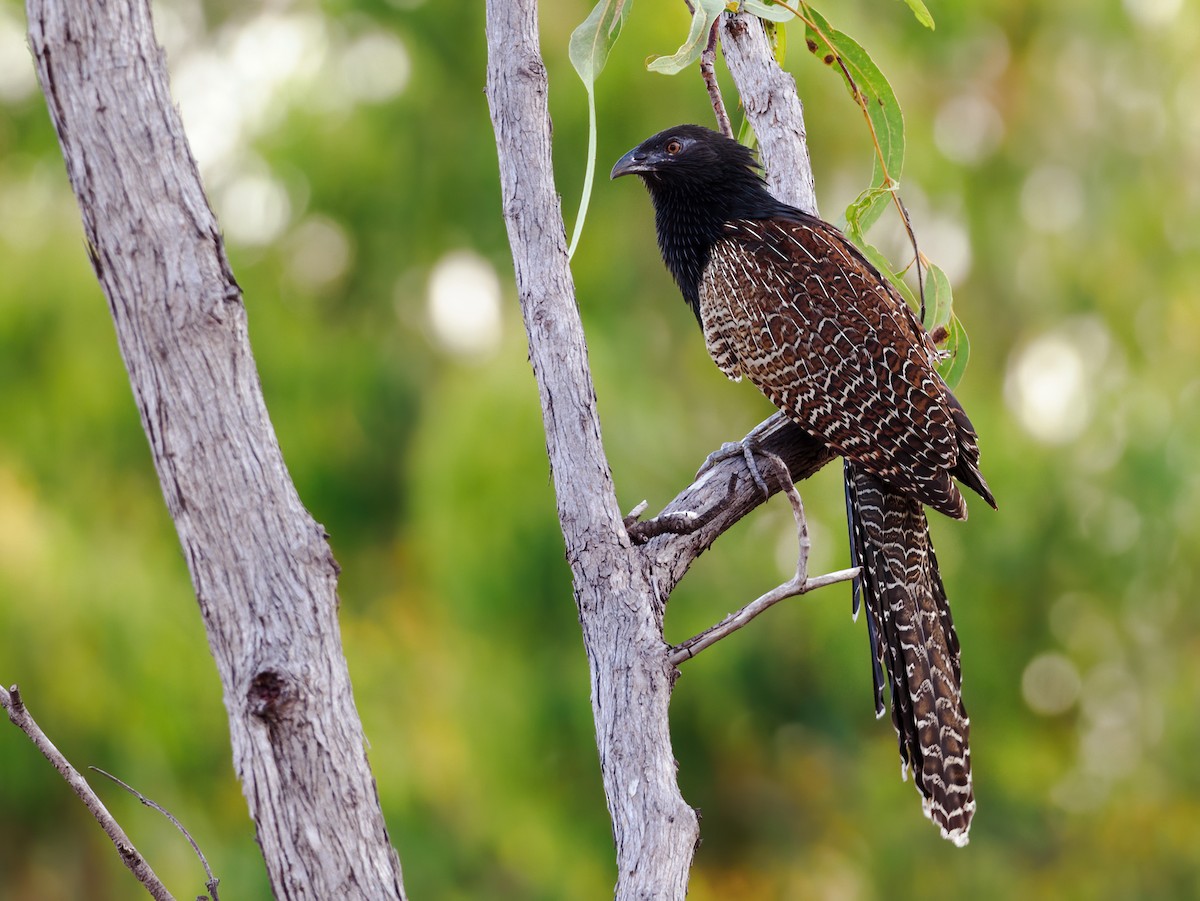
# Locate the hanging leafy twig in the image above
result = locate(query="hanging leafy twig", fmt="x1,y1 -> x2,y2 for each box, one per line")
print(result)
567,0 -> 969,386
760,1 -> 970,386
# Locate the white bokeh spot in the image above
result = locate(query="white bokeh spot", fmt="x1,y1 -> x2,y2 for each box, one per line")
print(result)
1021,652 -> 1082,716
426,251 -> 503,360
218,171 -> 292,247
934,94 -> 1004,165
1020,165 -> 1085,235
1004,320 -> 1117,445
339,32 -> 411,103
287,216 -> 354,288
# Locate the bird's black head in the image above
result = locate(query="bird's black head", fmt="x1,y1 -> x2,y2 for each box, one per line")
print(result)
610,124 -> 766,201
612,125 -> 792,319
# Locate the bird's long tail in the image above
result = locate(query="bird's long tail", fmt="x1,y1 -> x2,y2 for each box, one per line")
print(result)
844,460 -> 975,846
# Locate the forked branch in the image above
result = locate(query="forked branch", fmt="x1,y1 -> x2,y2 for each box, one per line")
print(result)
668,453 -> 858,665
1,685 -> 174,901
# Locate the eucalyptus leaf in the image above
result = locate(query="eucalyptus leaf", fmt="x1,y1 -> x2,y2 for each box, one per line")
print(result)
936,315 -> 970,390
922,261 -> 953,333
566,0 -> 632,258
857,239 -> 919,311
737,117 -> 758,152
765,16 -> 787,66
902,0 -> 935,29
743,0 -> 793,24
804,7 -> 904,238
647,0 -> 726,75
569,0 -> 631,84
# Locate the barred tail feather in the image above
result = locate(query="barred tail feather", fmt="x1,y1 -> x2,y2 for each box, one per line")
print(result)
844,461 -> 975,846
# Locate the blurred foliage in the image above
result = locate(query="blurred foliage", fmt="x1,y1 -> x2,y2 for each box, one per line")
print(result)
1,0 -> 1199,898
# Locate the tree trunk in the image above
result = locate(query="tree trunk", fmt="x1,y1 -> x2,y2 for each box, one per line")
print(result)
485,3 -> 832,898
484,1 -> 702,896
26,1 -> 406,897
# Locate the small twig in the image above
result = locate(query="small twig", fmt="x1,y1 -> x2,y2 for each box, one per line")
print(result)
623,499 -> 650,530
91,767 -> 221,901
628,475 -> 738,544
700,18 -> 733,138
0,684 -> 176,901
670,566 -> 860,665
669,453 -> 858,665
894,194 -> 927,324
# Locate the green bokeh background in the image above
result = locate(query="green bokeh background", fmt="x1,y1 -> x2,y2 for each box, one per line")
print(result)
2,0 -> 1198,898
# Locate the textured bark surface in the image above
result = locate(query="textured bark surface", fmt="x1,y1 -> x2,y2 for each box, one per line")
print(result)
485,2 -> 701,897
721,12 -> 820,217
26,1 -> 406,897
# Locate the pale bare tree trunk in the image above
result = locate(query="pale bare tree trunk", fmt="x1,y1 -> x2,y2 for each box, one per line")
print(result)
25,1 -> 406,897
720,13 -> 820,216
484,2 -> 701,895
486,3 -> 834,898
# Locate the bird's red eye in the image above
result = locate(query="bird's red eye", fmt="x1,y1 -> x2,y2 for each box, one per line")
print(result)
665,139 -> 683,154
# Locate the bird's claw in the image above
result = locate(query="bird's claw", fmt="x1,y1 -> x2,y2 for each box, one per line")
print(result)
697,440 -> 771,498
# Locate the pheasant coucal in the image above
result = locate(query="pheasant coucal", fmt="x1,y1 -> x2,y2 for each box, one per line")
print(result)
612,124 -> 995,846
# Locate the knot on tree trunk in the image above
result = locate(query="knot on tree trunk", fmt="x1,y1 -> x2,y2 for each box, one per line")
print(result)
247,670 -> 296,723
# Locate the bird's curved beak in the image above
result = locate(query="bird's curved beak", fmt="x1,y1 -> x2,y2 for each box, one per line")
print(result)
610,147 -> 654,179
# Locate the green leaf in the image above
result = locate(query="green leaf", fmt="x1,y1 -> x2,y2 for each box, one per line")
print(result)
736,117 -> 758,152
647,0 -> 726,74
936,315 -> 970,390
921,261 -> 953,333
923,263 -> 971,387
857,239 -> 920,311
843,182 -> 895,244
764,16 -> 787,67
569,0 -> 631,85
743,0 -> 793,24
804,7 -> 904,238
901,0 -> 935,29
566,0 -> 633,258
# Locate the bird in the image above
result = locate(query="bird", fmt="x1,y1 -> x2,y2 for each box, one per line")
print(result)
612,124 -> 995,846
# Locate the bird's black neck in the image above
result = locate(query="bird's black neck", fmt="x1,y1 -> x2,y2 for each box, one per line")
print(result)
644,174 -> 793,324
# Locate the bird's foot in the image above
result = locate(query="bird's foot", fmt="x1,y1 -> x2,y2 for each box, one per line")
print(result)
697,439 -> 776,498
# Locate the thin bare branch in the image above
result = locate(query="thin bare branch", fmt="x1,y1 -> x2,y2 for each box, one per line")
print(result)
670,565 -> 860,665
0,685 -> 175,901
628,474 -> 739,544
91,767 -> 220,901
700,19 -> 733,137
668,458 -> 858,665
895,194 -> 927,323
